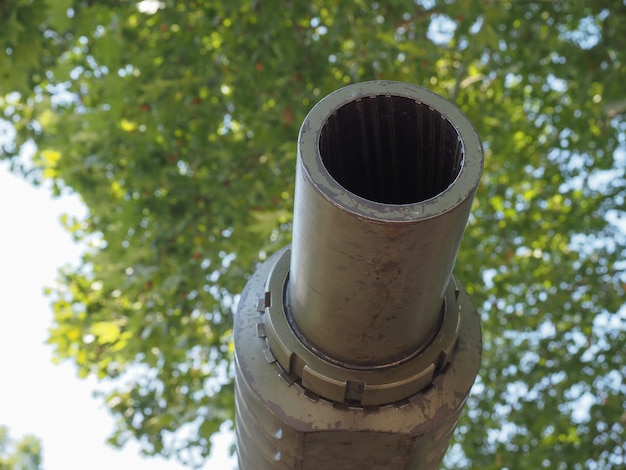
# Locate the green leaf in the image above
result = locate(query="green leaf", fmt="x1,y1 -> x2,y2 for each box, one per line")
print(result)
91,321 -> 121,344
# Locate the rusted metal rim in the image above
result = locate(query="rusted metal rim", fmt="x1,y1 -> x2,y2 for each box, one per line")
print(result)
298,80 -> 483,222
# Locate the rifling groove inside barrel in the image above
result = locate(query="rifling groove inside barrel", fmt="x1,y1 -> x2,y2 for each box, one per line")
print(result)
318,96 -> 463,205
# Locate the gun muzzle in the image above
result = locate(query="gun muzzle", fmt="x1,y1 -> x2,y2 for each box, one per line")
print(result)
234,81 -> 483,469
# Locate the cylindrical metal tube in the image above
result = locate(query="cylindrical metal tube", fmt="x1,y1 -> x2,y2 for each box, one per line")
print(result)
234,81 -> 483,470
289,82 -> 482,366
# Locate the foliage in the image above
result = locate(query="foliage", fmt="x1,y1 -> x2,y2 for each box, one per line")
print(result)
1,0 -> 625,468
0,426 -> 42,470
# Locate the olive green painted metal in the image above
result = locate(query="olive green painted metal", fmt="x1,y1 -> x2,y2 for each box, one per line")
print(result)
234,81 -> 483,469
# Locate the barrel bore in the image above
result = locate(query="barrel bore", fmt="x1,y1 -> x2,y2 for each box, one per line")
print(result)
319,95 -> 463,205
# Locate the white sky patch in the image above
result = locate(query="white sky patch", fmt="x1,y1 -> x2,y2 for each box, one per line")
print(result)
427,14 -> 457,46
0,163 -> 236,469
137,0 -> 165,15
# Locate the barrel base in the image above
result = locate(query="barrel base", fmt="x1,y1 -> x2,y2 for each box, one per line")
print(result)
234,249 -> 482,470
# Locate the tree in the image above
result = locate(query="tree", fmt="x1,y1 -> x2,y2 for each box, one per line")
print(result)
1,0 -> 625,468
0,426 -> 42,470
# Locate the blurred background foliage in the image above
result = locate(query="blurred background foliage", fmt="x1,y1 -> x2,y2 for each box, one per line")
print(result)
1,0 -> 625,468
0,426 -> 42,470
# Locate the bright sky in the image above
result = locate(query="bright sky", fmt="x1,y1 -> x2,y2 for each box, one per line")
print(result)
0,164 -> 236,469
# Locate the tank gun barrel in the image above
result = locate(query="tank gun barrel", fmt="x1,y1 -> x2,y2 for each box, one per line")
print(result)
234,81 -> 483,469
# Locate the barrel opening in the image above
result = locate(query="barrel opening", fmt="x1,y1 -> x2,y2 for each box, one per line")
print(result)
319,95 -> 463,205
